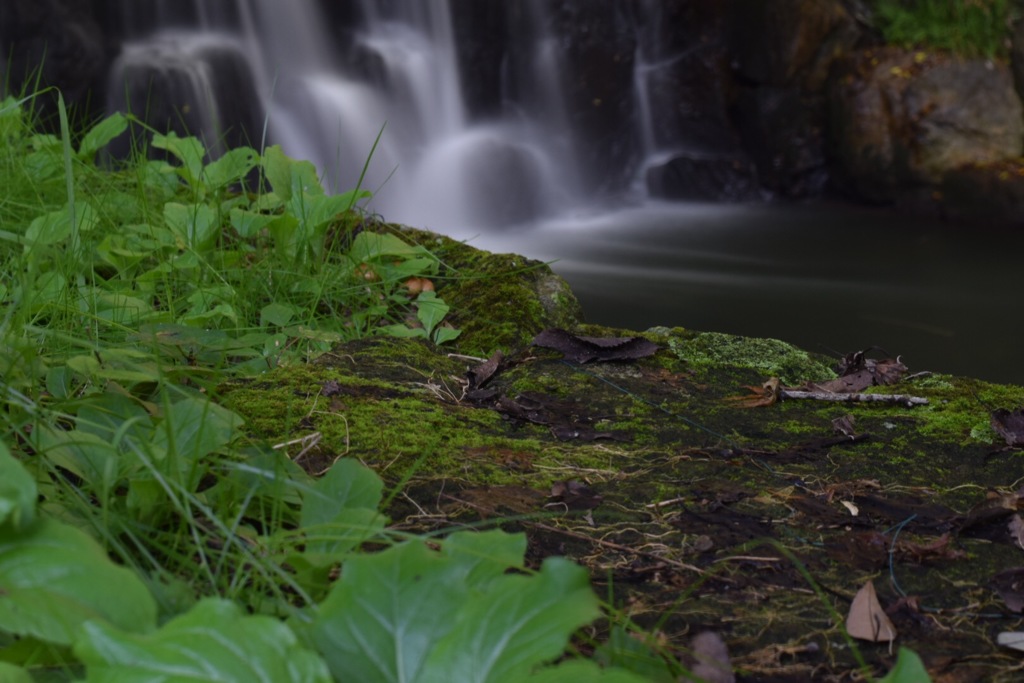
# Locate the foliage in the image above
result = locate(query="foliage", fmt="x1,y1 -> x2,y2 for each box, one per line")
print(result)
867,0 -> 1014,59
0,93 -> 932,682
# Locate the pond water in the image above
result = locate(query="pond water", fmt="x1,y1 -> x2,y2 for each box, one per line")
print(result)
437,200 -> 1024,386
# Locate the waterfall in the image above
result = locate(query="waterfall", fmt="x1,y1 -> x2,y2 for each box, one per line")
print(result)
104,0 -> 676,230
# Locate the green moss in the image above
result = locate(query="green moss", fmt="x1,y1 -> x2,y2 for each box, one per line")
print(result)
392,225 -> 583,355
667,330 -> 836,384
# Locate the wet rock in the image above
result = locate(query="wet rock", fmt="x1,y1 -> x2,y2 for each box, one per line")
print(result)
829,49 -> 1024,204
731,0 -> 861,92
545,0 -> 640,193
646,153 -> 760,203
0,0 -> 110,125
939,162 -> 1024,225
732,86 -> 830,198
727,0 -> 862,198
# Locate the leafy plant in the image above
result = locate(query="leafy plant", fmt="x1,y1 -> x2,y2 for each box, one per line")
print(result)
867,0 -> 1014,58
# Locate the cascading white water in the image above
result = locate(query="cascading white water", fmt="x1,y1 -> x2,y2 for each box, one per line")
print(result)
106,0 -> 655,230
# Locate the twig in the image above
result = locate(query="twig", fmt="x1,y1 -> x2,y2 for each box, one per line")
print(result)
440,493 -> 734,584
779,389 -> 928,407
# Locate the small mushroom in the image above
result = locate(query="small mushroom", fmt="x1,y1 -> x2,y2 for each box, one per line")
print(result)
354,263 -> 379,282
404,277 -> 435,295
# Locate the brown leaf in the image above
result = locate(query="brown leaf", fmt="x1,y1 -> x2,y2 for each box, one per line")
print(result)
832,414 -> 857,438
960,491 -> 1022,533
991,567 -> 1024,612
1010,515 -> 1024,551
992,408 -> 1024,447
689,631 -> 735,683
467,351 -> 504,390
846,580 -> 897,642
548,479 -> 603,510
531,328 -> 659,363
897,532 -> 966,564
725,377 -> 782,408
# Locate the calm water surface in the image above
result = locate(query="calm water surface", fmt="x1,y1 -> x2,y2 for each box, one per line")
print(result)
441,201 -> 1024,385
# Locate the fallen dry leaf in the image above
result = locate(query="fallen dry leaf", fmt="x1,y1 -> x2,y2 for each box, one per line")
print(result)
992,408 -> 1024,447
991,567 -> 1024,612
960,490 -> 1022,533
531,328 -> 659,363
690,631 -> 735,683
1010,515 -> 1024,551
726,377 -> 782,408
897,532 -> 966,564
846,580 -> 897,642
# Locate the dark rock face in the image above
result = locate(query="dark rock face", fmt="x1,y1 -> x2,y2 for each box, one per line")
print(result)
646,154 -> 760,202
448,0 -> 506,120
546,0 -> 640,193
0,0 -> 110,126
108,39 -> 263,157
828,49 -> 1024,203
727,0 -> 862,198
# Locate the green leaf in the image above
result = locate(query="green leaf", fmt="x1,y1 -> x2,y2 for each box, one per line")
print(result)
0,442 -> 36,532
151,132 -> 206,187
75,598 -> 331,683
432,326 -> 462,346
879,647 -> 932,683
442,529 -> 527,590
24,202 -> 99,250
163,202 -> 219,251
528,661 -> 654,683
0,662 -> 33,683
230,207 -> 280,238
310,530 -> 568,683
348,232 -> 429,262
300,458 -> 385,557
311,540 -> 470,683
261,302 -> 298,328
77,113 -> 128,163
594,626 -> 676,683
262,145 -> 294,200
415,291 -> 449,338
33,425 -> 121,493
202,147 -> 259,189
153,396 -> 243,469
418,557 -> 601,683
0,519 -> 157,645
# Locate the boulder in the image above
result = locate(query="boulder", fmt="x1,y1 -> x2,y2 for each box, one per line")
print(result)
829,48 -> 1024,203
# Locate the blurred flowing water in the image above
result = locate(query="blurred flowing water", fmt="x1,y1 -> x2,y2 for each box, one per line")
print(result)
101,0 -> 1024,384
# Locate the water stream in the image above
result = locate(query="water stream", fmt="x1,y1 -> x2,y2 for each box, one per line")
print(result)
101,1 -> 1024,384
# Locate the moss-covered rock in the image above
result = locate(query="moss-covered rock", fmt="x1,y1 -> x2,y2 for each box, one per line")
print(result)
218,232 -> 1024,681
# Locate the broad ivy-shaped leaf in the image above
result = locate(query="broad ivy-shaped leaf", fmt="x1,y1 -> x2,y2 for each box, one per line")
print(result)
527,661 -> 654,683
310,540 -> 469,683
24,202 -> 99,251
77,113 -> 127,164
310,530 -> 556,683
0,441 -> 35,532
0,519 -> 157,645
299,457 -> 385,557
202,146 -> 258,189
164,202 -> 219,251
152,396 -> 243,470
151,132 -> 206,188
75,598 -> 331,683
417,557 -> 601,683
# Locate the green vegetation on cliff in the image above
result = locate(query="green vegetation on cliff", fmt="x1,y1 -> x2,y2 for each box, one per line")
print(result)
868,0 -> 1014,58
